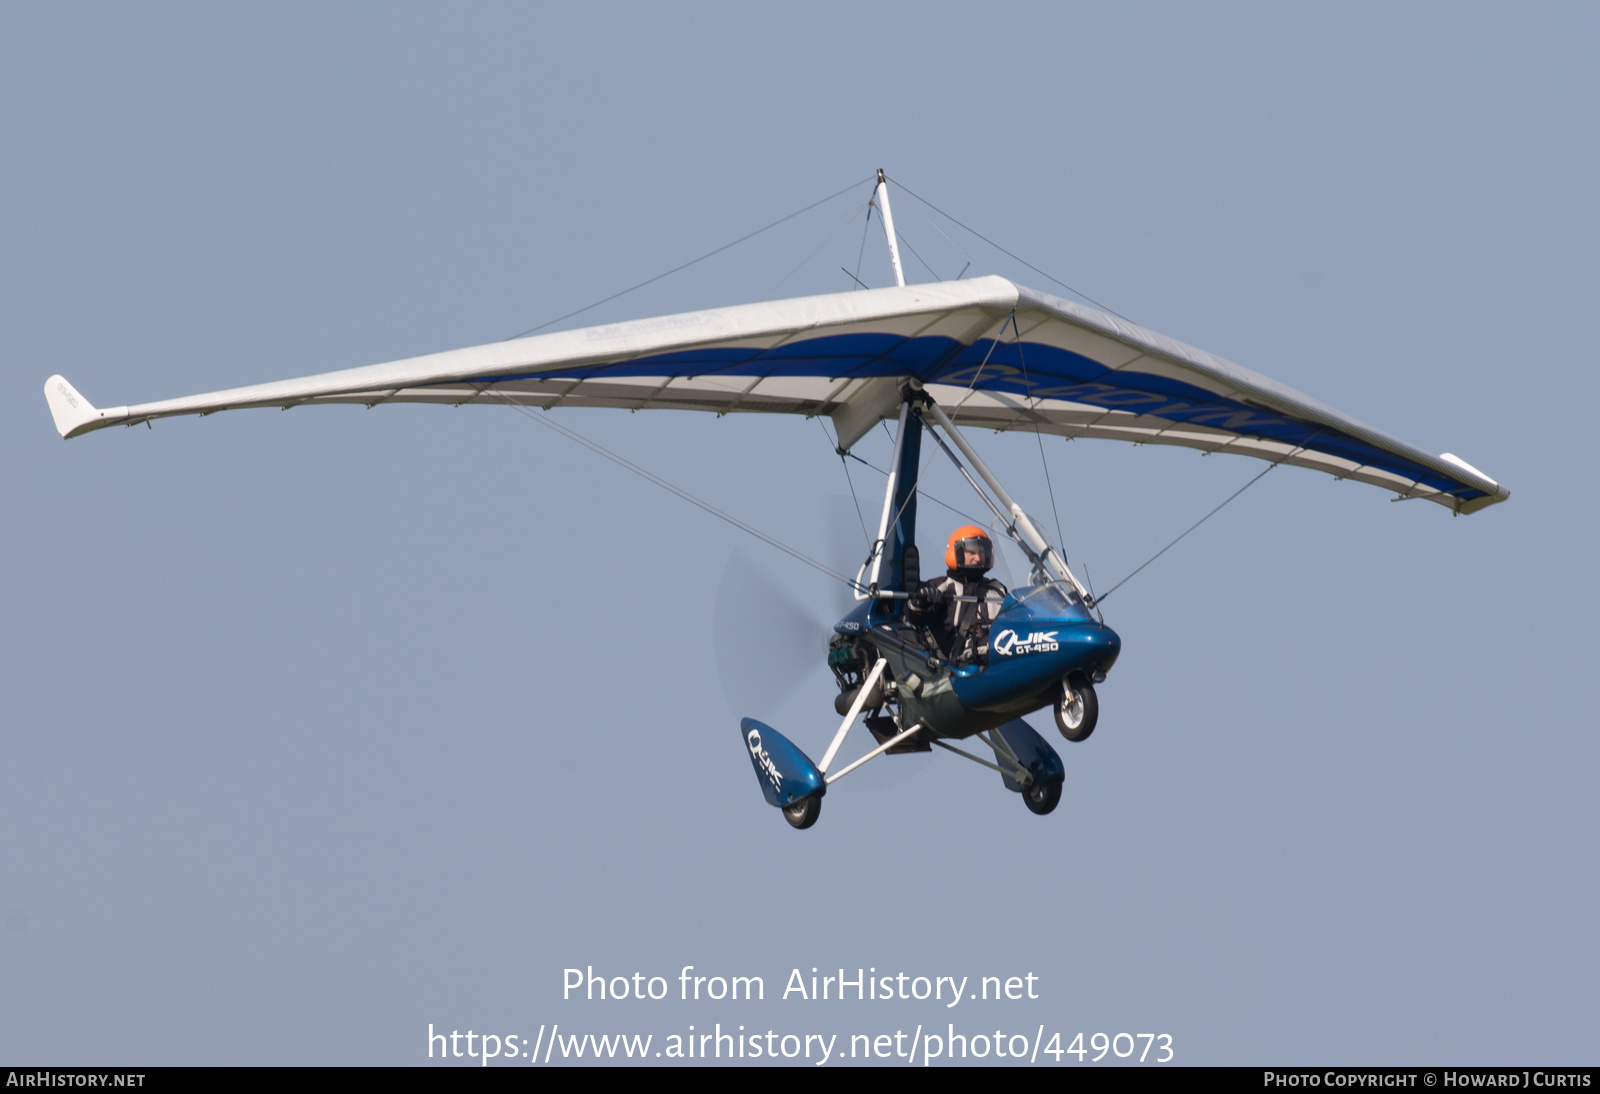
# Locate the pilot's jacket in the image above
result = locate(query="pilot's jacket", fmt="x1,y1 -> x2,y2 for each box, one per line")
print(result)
906,573 -> 1008,665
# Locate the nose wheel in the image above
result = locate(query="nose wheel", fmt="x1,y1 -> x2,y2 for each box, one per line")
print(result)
1054,680 -> 1098,742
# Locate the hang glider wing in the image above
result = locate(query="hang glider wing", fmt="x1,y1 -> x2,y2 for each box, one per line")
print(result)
43,275 -> 1506,513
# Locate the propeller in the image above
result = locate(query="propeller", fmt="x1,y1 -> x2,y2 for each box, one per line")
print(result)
712,495 -> 867,721
712,549 -> 832,722
712,496 -> 934,792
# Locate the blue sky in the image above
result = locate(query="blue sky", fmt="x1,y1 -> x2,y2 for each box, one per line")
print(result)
2,2 -> 1595,1065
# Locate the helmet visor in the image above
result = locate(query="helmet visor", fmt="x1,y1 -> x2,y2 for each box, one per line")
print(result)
952,536 -> 992,572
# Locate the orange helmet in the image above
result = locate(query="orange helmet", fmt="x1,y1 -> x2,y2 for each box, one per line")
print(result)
944,525 -> 993,573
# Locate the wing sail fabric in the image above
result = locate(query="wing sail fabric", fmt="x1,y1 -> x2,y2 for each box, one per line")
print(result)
44,275 -> 1506,512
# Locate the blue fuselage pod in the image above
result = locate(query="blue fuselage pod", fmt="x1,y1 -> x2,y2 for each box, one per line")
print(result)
953,589 -> 1119,717
954,617 -> 1120,714
833,583 -> 1119,740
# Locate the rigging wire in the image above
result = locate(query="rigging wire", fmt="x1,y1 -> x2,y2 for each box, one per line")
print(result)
960,312 -> 1011,395
837,415 -> 981,580
819,418 -> 871,547
1081,562 -> 1103,623
657,201 -> 867,314
1093,461 -> 1278,604
876,419 -> 953,553
486,388 -> 854,589
761,206 -> 865,301
484,175 -> 1299,615
491,175 -> 1267,608
817,314 -> 1015,571
885,174 -> 1135,324
839,314 -> 1012,546
893,227 -> 943,282
843,447 -> 988,528
501,174 -> 873,341
852,203 -> 873,289
895,190 -> 991,278
879,178 -> 1302,603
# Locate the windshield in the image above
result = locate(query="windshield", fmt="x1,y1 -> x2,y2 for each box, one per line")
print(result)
1012,581 -> 1092,619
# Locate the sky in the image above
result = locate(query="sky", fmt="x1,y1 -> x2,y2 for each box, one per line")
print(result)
2,2 -> 1596,1067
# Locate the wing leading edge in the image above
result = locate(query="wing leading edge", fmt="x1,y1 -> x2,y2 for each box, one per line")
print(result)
43,275 -> 1506,513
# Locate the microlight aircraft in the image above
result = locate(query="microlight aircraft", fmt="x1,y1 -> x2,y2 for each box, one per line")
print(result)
43,172 -> 1506,830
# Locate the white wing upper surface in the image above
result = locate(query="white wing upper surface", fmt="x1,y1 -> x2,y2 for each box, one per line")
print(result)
43,275 -> 1507,512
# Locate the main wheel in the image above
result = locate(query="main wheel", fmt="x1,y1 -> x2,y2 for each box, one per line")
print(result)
783,795 -> 822,830
1022,778 -> 1062,815
1054,680 -> 1099,742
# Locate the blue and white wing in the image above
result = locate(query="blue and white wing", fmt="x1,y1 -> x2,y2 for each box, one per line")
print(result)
43,275 -> 1505,513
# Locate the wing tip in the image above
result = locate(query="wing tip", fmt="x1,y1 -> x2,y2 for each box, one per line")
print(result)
1439,452 -> 1497,488
43,375 -> 128,438
1438,453 -> 1509,513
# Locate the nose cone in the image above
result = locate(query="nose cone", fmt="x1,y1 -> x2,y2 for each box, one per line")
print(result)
1060,622 -> 1120,675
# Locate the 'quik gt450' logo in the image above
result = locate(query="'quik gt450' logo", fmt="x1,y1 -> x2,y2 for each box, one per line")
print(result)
746,729 -> 784,791
992,628 -> 1060,657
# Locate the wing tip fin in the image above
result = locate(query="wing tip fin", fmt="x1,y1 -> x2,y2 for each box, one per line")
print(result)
43,376 -> 128,438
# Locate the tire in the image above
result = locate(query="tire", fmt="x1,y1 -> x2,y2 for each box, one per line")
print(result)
1054,680 -> 1098,742
1022,778 -> 1062,815
783,794 -> 822,830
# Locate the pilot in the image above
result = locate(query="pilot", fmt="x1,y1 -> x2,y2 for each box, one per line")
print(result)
906,525 -> 1008,666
